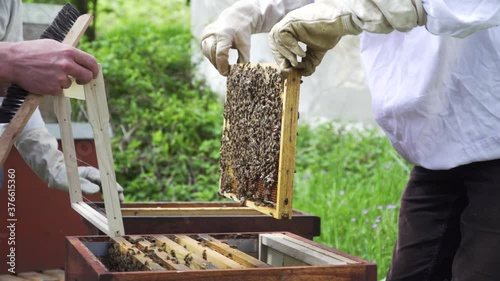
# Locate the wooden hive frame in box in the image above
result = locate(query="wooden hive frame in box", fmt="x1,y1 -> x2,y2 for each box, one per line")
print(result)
65,232 -> 377,280
219,63 -> 301,219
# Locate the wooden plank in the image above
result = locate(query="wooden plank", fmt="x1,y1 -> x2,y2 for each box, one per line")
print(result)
150,235 -> 217,270
279,233 -> 358,264
173,235 -> 245,269
219,192 -> 279,217
197,234 -> 270,268
113,202 -> 246,208
83,66 -> 124,237
111,236 -> 166,271
53,94 -> 81,202
41,270 -> 64,281
0,14 -> 93,167
121,207 -> 262,216
128,235 -> 190,271
275,69 -> 300,219
78,201 -> 108,225
65,236 -> 106,280
0,95 -> 43,166
72,202 -> 109,234
0,275 -> 30,281
16,272 -> 58,281
259,234 -> 347,266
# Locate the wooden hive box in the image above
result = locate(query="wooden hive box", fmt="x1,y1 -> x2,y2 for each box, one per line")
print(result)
219,63 -> 301,219
65,232 -> 377,281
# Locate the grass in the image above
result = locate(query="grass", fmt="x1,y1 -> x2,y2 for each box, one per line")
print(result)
292,122 -> 411,280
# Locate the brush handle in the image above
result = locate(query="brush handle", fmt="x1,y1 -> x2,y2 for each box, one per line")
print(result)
0,14 -> 93,167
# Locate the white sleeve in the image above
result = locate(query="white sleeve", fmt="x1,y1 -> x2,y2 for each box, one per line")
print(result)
24,107 -> 46,131
0,0 -> 23,42
422,0 -> 500,37
0,98 -> 45,135
251,0 -> 314,33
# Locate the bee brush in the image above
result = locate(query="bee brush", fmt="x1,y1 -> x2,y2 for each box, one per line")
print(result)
0,3 -> 94,166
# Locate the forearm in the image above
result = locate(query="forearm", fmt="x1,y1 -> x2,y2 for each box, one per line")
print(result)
422,0 -> 500,37
0,42 -> 15,84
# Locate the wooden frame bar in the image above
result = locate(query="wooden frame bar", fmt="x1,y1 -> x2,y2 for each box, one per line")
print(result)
150,235 -> 217,270
85,202 -> 321,240
174,235 -> 245,269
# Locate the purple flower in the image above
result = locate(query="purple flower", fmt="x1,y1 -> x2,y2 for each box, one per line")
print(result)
339,190 -> 345,196
363,209 -> 369,215
375,216 -> 381,223
378,205 -> 383,210
386,204 -> 397,209
351,218 -> 356,222
372,223 -> 378,228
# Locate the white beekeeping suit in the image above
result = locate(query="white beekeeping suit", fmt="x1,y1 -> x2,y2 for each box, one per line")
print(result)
201,0 -> 500,170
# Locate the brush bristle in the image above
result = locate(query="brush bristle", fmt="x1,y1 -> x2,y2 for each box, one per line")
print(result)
0,3 -> 81,123
41,3 -> 80,41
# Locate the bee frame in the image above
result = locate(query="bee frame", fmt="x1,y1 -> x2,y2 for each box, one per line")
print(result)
54,59 -> 124,237
219,63 -> 301,219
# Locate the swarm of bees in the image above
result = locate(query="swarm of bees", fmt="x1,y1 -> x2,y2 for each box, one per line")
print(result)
220,63 -> 283,206
100,235 -> 216,271
100,242 -> 145,272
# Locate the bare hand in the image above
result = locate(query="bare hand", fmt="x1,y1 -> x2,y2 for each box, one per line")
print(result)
5,39 -> 99,96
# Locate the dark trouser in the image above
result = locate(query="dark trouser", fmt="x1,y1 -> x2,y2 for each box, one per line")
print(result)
386,159 -> 500,281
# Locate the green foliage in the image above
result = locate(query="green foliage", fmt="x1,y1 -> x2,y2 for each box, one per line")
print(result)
78,1 -> 223,202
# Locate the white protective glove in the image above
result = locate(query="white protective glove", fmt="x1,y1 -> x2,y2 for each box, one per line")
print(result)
268,0 -> 427,76
15,125 -> 124,201
201,0 -> 312,76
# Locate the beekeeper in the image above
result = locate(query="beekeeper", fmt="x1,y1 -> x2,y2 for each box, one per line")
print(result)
200,0 -> 500,279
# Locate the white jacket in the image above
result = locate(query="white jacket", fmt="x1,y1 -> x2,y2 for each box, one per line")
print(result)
361,1 -> 500,170
243,0 -> 500,170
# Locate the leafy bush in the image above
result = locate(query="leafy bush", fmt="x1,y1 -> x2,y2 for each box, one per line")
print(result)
78,2 -> 224,202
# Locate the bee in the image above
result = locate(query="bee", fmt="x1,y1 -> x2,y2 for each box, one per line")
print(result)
202,249 -> 207,260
